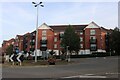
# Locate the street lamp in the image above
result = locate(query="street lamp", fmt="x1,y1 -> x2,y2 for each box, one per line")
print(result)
32,2 -> 44,62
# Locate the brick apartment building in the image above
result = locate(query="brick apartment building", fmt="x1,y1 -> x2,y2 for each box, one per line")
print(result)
2,22 -> 111,56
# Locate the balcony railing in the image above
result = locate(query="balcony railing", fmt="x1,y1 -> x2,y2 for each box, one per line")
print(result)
90,47 -> 97,51
90,39 -> 97,44
40,47 -> 47,51
40,40 -> 47,44
41,44 -> 47,47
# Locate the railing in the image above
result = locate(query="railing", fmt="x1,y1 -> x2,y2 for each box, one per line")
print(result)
90,46 -> 97,51
90,39 -> 97,44
40,40 -> 47,44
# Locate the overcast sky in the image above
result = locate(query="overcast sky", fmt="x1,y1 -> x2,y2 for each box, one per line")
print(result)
0,0 -> 119,47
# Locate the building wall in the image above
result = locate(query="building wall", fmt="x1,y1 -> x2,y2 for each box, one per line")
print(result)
2,22 -> 109,55
2,39 -> 15,53
37,29 -> 54,50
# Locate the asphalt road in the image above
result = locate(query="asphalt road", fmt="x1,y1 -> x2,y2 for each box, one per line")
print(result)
2,56 -> 119,79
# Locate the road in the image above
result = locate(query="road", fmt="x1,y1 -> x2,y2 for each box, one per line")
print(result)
2,56 -> 119,79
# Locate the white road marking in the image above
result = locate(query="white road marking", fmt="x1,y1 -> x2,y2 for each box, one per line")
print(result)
79,75 -> 106,78
84,74 -> 94,76
62,74 -> 107,78
106,72 -> 120,75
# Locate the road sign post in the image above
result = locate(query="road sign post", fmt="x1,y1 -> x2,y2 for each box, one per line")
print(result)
9,54 -> 15,65
9,52 -> 23,66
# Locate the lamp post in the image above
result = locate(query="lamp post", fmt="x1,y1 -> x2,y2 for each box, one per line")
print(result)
32,2 -> 44,62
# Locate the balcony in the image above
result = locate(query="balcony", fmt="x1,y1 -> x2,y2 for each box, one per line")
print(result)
30,42 -> 35,45
41,44 -> 47,47
90,39 -> 97,44
90,45 -> 97,51
40,44 -> 47,51
40,40 -> 47,44
90,47 -> 97,51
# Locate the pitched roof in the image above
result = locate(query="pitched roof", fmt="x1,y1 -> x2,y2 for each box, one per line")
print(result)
50,24 -> 88,31
85,21 -> 100,29
38,23 -> 53,30
101,27 -> 113,33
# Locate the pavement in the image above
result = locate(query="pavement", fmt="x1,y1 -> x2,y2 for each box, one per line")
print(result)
1,56 -> 119,79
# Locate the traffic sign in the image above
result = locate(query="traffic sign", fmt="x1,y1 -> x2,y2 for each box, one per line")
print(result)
17,52 -> 22,62
9,52 -> 24,66
9,54 -> 14,62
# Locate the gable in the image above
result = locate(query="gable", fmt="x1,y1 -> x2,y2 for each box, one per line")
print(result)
38,23 -> 53,30
85,22 -> 100,29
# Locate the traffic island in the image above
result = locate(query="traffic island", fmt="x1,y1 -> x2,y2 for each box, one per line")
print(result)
2,59 -> 74,67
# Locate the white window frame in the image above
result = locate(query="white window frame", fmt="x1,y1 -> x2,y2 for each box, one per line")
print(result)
90,29 -> 96,35
80,37 -> 83,42
42,30 -> 46,36
90,44 -> 97,49
54,37 -> 57,42
80,44 -> 83,48
41,44 -> 47,47
54,44 -> 57,48
80,31 -> 83,35
42,36 -> 47,40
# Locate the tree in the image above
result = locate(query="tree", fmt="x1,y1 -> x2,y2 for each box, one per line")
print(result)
61,25 -> 80,54
109,27 -> 120,55
6,44 -> 14,55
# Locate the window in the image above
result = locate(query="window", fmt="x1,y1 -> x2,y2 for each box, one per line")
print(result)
42,30 -> 46,36
80,37 -> 83,42
80,31 -> 83,35
42,36 -> 47,40
90,30 -> 96,35
54,33 -> 57,35
60,32 -> 64,39
41,44 -> 47,47
90,36 -> 96,39
54,37 -> 57,42
54,44 -> 57,48
32,40 -> 35,42
80,44 -> 83,48
90,36 -> 96,43
90,44 -> 97,51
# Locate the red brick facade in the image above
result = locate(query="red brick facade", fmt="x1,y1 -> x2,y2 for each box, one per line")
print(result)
2,38 -> 15,54
2,22 -> 110,55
